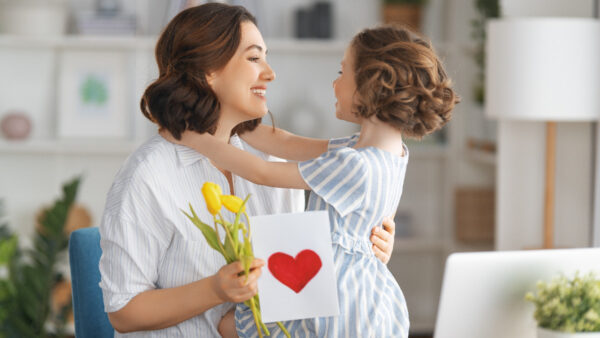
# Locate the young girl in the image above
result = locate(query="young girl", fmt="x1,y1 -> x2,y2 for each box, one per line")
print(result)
164,25 -> 458,337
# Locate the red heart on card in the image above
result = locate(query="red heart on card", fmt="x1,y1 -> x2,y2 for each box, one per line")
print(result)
268,250 -> 322,293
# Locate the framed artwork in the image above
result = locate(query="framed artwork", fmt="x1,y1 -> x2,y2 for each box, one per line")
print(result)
57,50 -> 128,139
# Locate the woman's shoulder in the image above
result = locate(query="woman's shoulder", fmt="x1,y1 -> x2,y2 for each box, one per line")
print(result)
115,136 -> 174,180
105,136 -> 179,209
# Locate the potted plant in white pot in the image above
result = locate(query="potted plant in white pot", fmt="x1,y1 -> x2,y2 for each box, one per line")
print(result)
381,0 -> 428,32
525,272 -> 600,338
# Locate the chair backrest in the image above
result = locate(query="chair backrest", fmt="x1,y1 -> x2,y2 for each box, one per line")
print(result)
69,227 -> 114,338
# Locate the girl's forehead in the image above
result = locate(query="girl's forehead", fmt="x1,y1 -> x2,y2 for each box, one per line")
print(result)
342,46 -> 354,65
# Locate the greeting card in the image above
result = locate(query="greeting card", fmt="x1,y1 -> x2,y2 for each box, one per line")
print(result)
250,211 -> 339,323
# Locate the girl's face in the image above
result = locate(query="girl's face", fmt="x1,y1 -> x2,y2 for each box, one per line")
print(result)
208,22 -> 275,126
333,46 -> 361,124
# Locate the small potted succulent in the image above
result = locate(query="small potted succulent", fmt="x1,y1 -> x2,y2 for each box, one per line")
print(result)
525,272 -> 600,338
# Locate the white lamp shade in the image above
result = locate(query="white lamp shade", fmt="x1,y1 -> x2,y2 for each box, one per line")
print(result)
486,18 -> 600,121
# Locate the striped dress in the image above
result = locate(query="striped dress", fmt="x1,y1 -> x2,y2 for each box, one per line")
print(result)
236,134 -> 410,337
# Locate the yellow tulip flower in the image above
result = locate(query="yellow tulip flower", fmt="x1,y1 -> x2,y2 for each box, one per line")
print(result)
201,182 -> 222,215
222,195 -> 246,213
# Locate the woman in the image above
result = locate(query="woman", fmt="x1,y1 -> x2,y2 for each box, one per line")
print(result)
98,3 -> 396,337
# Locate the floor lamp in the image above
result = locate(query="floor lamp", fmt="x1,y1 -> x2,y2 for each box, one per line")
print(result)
485,18 -> 600,249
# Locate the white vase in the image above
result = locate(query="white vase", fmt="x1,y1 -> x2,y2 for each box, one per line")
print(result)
0,0 -> 68,36
538,327 -> 600,338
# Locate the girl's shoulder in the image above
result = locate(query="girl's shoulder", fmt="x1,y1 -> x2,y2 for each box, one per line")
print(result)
328,133 -> 360,150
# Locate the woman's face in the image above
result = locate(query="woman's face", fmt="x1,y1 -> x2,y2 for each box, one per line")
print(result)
333,46 -> 361,123
207,22 -> 275,126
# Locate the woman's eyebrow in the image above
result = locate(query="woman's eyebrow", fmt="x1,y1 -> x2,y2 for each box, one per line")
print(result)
245,44 -> 268,54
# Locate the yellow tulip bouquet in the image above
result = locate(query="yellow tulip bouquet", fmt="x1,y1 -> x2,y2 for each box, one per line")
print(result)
182,182 -> 290,338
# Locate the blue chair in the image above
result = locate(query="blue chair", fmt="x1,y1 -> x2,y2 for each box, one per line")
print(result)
69,227 -> 114,338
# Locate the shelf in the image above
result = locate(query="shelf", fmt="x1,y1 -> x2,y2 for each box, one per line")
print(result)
266,38 -> 346,54
0,34 -> 156,50
0,35 -> 347,53
393,237 -> 447,253
0,139 -> 140,155
464,148 -> 497,166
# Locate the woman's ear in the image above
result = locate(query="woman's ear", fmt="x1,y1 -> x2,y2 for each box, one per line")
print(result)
205,71 -> 217,88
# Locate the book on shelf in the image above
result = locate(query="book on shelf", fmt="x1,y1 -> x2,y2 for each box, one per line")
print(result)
74,10 -> 136,35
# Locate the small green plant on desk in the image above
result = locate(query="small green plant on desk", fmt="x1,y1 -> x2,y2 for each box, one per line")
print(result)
526,272 -> 600,334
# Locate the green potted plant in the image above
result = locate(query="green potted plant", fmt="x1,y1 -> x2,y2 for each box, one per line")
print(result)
381,0 -> 429,32
525,272 -> 600,338
0,177 -> 80,338
470,0 -> 500,105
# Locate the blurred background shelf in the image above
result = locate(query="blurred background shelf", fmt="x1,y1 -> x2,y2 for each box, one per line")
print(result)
464,148 -> 497,166
0,139 -> 139,155
0,35 -> 348,53
394,237 -> 447,253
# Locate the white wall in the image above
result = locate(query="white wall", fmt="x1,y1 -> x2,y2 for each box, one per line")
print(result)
496,0 -> 596,250
594,0 -> 600,247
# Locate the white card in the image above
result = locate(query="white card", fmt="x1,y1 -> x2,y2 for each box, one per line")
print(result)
250,210 -> 339,323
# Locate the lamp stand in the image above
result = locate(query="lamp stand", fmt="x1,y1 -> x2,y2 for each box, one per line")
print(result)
543,122 -> 556,249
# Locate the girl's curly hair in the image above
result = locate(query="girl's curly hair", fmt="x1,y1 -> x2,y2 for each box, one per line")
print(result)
351,25 -> 459,138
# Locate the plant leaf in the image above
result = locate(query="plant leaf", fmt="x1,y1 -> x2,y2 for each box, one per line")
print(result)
181,207 -> 224,255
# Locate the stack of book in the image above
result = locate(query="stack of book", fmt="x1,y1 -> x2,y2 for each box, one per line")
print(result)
74,11 -> 136,35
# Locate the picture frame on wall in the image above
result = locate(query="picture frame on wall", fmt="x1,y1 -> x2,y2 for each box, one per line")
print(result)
57,50 -> 129,139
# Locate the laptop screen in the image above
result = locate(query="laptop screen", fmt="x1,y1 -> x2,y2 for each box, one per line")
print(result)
434,248 -> 600,338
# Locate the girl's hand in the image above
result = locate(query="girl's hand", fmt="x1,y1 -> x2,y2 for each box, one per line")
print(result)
371,217 -> 395,264
218,309 -> 238,338
211,259 -> 264,303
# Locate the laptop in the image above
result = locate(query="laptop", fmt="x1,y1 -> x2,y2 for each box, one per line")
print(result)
434,248 -> 600,338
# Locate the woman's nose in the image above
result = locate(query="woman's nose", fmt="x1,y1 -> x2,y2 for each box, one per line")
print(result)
262,63 -> 276,82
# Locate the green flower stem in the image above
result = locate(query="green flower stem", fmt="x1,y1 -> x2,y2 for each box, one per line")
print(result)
256,306 -> 270,336
248,296 -> 265,338
217,214 -> 239,254
243,211 -> 251,238
212,215 -> 228,259
276,321 -> 291,338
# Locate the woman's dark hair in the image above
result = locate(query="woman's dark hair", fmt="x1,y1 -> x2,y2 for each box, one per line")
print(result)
140,3 -> 260,139
351,25 -> 459,138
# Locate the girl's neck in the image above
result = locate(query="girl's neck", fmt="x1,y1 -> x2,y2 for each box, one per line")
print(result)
354,116 -> 405,157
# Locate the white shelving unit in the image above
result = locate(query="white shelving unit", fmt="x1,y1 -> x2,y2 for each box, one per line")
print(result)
0,35 -> 348,53
464,148 -> 497,166
0,139 -> 140,155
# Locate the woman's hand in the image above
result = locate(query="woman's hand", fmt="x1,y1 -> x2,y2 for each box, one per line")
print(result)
211,259 -> 264,303
371,217 -> 395,264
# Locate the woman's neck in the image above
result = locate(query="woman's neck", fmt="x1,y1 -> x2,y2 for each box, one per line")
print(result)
354,116 -> 405,157
213,126 -> 233,144
213,112 -> 239,144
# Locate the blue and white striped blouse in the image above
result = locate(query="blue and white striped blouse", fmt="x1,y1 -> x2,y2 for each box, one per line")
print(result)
236,134 -> 410,338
